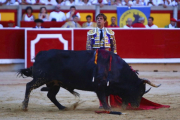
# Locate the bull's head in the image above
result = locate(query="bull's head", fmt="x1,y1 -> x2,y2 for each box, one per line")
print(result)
128,78 -> 161,108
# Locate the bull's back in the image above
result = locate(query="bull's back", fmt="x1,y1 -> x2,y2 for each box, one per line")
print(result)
33,50 -> 95,83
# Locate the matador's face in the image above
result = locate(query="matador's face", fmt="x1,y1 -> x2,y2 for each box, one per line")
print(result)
96,16 -> 106,27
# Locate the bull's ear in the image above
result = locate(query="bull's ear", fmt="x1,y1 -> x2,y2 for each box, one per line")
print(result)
142,78 -> 161,88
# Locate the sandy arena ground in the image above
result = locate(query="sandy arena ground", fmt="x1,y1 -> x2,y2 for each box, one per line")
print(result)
0,72 -> 180,120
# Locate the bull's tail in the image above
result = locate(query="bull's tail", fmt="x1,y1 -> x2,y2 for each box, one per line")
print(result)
18,66 -> 33,78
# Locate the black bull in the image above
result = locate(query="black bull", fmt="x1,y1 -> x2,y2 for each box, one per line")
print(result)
19,49 -> 160,111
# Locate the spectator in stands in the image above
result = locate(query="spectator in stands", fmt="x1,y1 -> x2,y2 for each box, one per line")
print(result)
147,0 -> 156,6
0,0 -> 6,6
158,0 -> 170,7
108,16 -> 119,27
0,0 -> 19,5
39,7 -> 49,21
20,0 -> 44,5
62,15 -> 81,28
33,19 -> 44,28
165,18 -> 178,28
122,0 -> 133,7
8,20 -> 19,28
76,0 -> 91,5
133,0 -> 145,6
56,0 -> 65,5
0,24 -> 3,28
43,0 -> 57,5
113,0 -> 123,6
82,0 -> 92,5
91,0 -> 108,7
123,18 -> 133,28
65,0 -> 75,5
22,6 -> 35,21
66,6 -> 80,21
49,5 -> 66,21
169,0 -> 178,6
0,0 -> 18,5
82,15 -> 97,28
145,17 -> 158,28
132,17 -> 146,28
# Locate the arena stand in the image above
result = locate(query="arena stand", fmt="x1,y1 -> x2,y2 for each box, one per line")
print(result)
0,5 -> 180,71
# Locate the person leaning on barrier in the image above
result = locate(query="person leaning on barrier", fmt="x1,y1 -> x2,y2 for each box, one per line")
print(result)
133,0 -> 145,6
82,15 -> 97,28
62,15 -> 81,28
147,0 -> 156,6
49,5 -> 66,22
123,18 -> 133,28
158,0 -> 170,8
56,0 -> 65,5
145,17 -> 158,28
65,0 -> 75,6
22,6 -> 35,21
81,0 -> 92,5
122,0 -> 133,7
0,0 -> 20,5
42,0 -> 58,5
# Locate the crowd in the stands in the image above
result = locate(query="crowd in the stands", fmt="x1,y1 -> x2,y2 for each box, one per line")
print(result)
0,0 -> 179,7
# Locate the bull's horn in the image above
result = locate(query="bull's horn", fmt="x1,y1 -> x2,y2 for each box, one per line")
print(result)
142,78 -> 161,88
145,87 -> 151,94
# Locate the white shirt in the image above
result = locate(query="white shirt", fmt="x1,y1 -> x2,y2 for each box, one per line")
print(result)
34,26 -> 43,29
0,24 -> 3,28
169,1 -> 177,6
57,1 -> 65,5
97,27 -> 105,37
24,14 -> 34,21
65,0 -> 75,5
133,1 -> 144,6
41,0 -> 57,5
145,24 -> 158,28
122,1 -> 133,6
123,25 -> 132,28
81,2 -> 92,5
168,24 -> 176,28
49,11 -> 66,22
66,11 -> 81,20
0,0 -> 6,3
26,0 -> 36,4
91,0 -> 108,4
158,0 -> 170,5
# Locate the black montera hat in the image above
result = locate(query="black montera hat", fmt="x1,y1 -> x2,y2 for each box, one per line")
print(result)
34,19 -> 44,23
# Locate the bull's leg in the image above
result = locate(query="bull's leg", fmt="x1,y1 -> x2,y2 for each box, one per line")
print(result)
47,86 -> 66,110
22,79 -> 46,111
96,92 -> 110,110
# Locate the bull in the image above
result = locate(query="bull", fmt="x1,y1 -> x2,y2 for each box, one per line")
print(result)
19,49 -> 160,111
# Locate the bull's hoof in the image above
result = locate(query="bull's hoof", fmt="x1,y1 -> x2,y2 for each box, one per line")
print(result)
22,108 -> 28,112
121,104 -> 127,110
99,106 -> 103,109
22,101 -> 28,111
59,106 -> 66,110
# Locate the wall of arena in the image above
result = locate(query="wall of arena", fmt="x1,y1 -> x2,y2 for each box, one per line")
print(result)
0,5 -> 180,28
0,28 -> 179,72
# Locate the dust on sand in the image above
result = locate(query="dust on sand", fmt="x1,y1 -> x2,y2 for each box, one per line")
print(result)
0,72 -> 180,120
